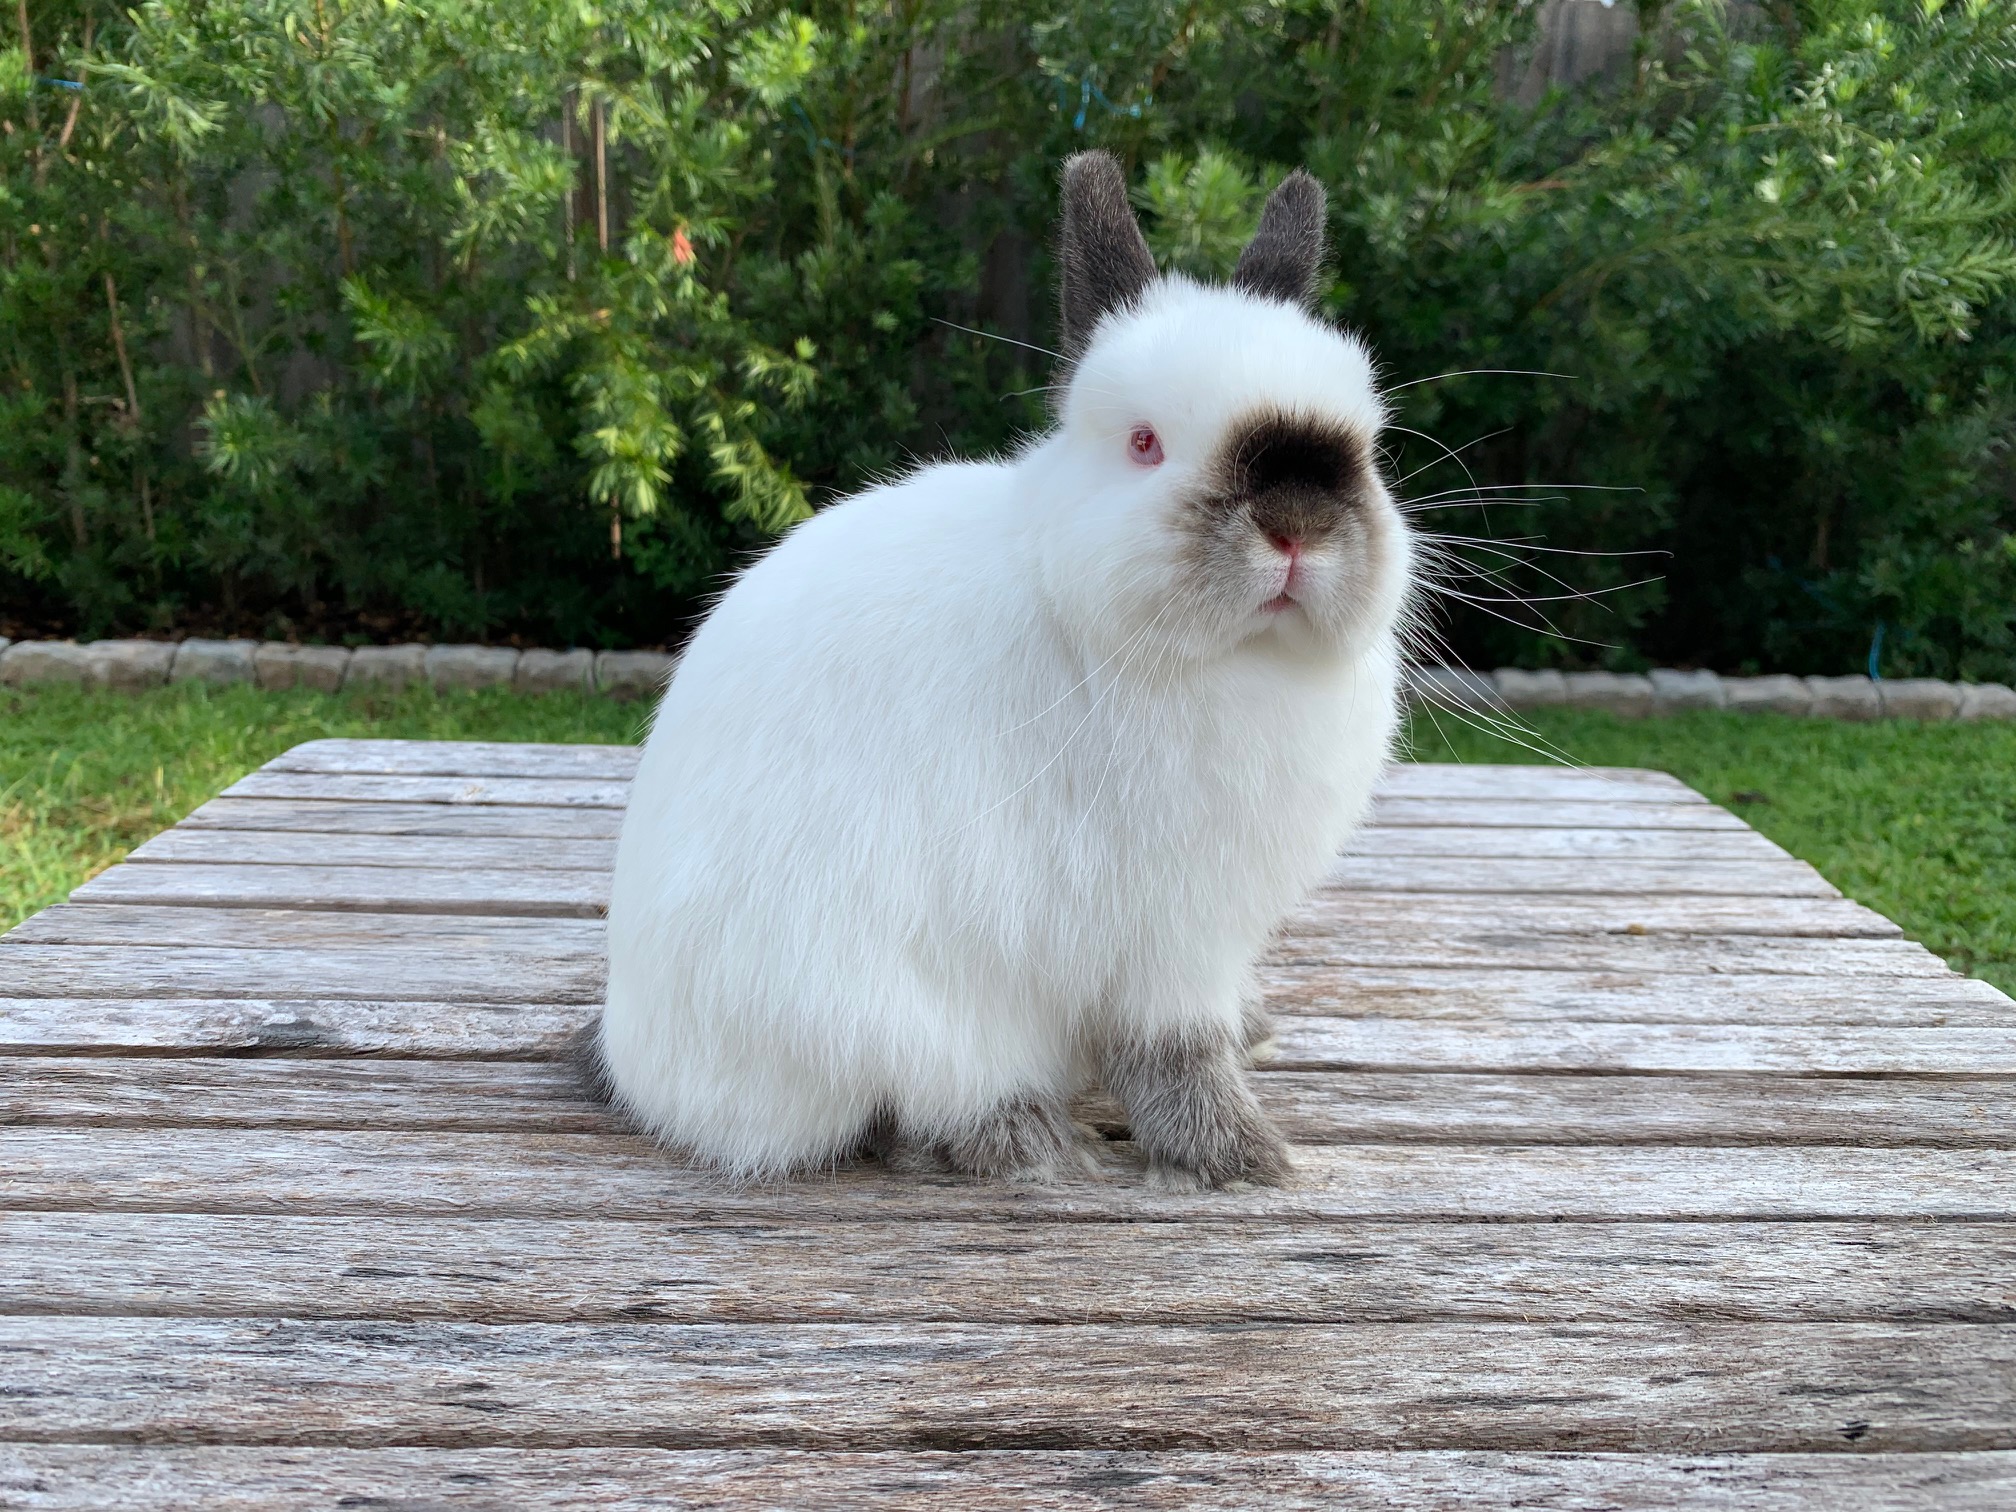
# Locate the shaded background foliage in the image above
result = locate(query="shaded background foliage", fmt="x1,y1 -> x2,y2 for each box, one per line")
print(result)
4,0 -> 2014,674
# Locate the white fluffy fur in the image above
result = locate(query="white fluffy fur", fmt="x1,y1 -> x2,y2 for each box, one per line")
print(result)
601,276 -> 1412,1176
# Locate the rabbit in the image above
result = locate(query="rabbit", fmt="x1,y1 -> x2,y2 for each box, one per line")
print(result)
600,150 -> 1413,1187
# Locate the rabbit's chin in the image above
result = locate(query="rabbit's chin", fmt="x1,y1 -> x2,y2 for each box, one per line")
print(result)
1041,503 -> 1414,671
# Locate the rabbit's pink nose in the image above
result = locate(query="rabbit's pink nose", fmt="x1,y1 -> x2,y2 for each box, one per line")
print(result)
1267,531 -> 1301,556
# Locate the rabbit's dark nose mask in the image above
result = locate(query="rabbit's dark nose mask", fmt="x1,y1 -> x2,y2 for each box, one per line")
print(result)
1207,411 -> 1371,547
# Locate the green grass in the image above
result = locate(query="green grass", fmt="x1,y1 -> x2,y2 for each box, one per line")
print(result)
0,684 -> 646,933
3,685 -> 2011,998
1406,708 -> 2016,997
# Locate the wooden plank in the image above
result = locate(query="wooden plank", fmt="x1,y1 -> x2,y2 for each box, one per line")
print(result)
179,796 -> 627,840
215,767 -> 1749,830
1295,892 -> 1900,938
3,904 -> 604,952
1269,1020 -> 2016,1076
0,948 -> 603,1003
1324,855 -> 1836,897
1345,825 -> 1792,860
10,980 -> 2006,1060
6,1130 -> 2013,1220
120,832 -> 1827,898
5,1315 -> 2012,1451
1379,764 -> 1701,802
1279,933 -> 1949,977
0,998 -> 595,1055
66,861 -> 1865,916
267,739 -> 641,781
14,892 -> 1895,946
221,770 -> 633,807
6,1213 -> 2014,1325
11,1059 -> 2014,1147
67,862 -> 610,917
181,800 -> 1773,861
262,747 -> 1694,804
0,942 -> 1956,1009
1261,965 -> 2016,1026
127,828 -> 620,873
1369,796 -> 1748,830
5,1446 -> 2012,1512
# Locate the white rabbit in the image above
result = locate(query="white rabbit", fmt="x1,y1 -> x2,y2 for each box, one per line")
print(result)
601,152 -> 1413,1186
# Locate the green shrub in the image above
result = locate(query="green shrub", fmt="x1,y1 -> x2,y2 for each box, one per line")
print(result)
3,0 -> 2014,676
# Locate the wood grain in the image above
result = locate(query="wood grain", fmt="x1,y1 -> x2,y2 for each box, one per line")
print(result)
261,746 -> 1695,803
1269,1019 -> 2016,1075
267,739 -> 641,781
1260,965 -> 2016,1026
220,770 -> 634,808
1344,824 -> 1792,860
1322,855 -> 1838,897
6,1130 -> 2013,1221
3,903 -> 604,952
1377,764 -> 1701,801
5,1447 -> 2012,1512
120,832 -> 1829,898
0,947 -> 604,1003
1368,796 -> 1750,830
1294,891 -> 1901,938
179,796 -> 627,839
8,741 -> 2010,1503
10,1059 -> 2013,1147
214,767 -> 1753,832
6,1214 -> 2012,1325
5,1316 -> 2011,1452
127,828 -> 620,873
0,998 -> 595,1056
68,861 -> 611,917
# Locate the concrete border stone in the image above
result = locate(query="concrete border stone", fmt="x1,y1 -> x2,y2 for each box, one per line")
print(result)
1723,675 -> 1813,716
1957,683 -> 2016,721
0,641 -> 90,686
344,644 -> 428,691
516,648 -> 596,695
1649,668 -> 1724,712
1495,668 -> 1567,710
1805,675 -> 1882,721
4,640 -> 2012,720
597,650 -> 675,700
86,640 -> 177,690
254,643 -> 352,693
1562,671 -> 1654,717
170,638 -> 258,686
1878,679 -> 1962,721
425,644 -> 521,692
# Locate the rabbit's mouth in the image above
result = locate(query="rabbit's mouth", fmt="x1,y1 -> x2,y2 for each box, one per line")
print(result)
1261,593 -> 1297,614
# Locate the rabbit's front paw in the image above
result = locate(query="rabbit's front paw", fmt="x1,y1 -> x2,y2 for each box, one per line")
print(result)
1107,1026 -> 1293,1191
940,1096 -> 1094,1183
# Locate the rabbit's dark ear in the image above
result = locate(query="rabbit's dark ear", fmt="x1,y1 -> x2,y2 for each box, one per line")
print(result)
1231,170 -> 1327,310
1057,151 -> 1158,358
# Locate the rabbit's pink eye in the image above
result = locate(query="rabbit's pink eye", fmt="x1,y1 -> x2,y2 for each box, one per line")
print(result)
1128,426 -> 1164,467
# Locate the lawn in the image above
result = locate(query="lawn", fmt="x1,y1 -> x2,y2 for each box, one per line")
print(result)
3,685 -> 2011,997
0,684 -> 645,934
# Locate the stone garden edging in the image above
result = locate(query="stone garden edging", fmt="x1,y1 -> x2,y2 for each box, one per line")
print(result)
0,638 -> 674,700
1,637 -> 2013,719
1408,665 -> 2016,721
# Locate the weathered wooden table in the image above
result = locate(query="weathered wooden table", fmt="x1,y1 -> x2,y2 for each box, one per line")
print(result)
3,739 -> 2013,1508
